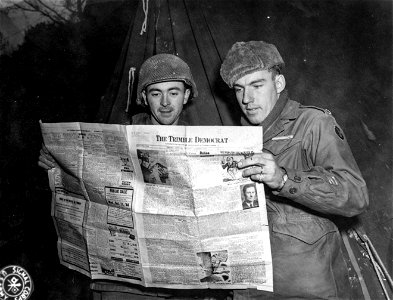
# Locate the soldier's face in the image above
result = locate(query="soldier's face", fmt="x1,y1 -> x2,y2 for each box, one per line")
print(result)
245,186 -> 256,201
233,70 -> 283,125
143,81 -> 190,125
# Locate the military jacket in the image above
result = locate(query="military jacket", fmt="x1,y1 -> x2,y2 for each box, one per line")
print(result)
235,94 -> 368,299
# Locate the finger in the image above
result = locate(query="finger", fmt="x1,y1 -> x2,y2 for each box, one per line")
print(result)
40,149 -> 55,162
250,173 -> 265,183
238,159 -> 265,169
238,154 -> 270,169
38,160 -> 53,170
39,154 -> 56,168
40,151 -> 56,164
42,143 -> 49,153
38,156 -> 55,168
242,166 -> 264,178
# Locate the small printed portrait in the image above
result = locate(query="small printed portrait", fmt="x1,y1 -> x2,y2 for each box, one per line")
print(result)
120,156 -> 131,167
241,183 -> 259,210
197,250 -> 231,283
137,150 -> 170,185
108,225 -> 118,236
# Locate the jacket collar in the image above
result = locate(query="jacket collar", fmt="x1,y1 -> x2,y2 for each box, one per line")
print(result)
280,98 -> 300,121
263,99 -> 300,142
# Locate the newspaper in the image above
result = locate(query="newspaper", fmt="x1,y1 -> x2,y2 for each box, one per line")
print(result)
41,122 -> 273,292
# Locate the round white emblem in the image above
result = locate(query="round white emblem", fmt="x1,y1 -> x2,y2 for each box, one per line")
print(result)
0,265 -> 33,300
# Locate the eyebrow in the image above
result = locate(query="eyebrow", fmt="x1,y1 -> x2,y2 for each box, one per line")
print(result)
233,79 -> 266,88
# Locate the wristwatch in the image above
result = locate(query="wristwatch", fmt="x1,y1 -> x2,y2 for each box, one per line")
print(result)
277,167 -> 288,192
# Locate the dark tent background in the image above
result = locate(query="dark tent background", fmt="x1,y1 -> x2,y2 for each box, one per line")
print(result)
97,2 -> 392,298
0,0 -> 391,299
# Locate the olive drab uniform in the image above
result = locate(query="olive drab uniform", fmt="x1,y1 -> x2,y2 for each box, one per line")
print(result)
234,90 -> 369,299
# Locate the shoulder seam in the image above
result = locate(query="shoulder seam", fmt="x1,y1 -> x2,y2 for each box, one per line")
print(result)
299,105 -> 332,115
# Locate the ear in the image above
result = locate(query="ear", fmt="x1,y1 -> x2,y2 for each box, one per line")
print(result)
141,90 -> 148,106
183,89 -> 191,105
274,74 -> 286,94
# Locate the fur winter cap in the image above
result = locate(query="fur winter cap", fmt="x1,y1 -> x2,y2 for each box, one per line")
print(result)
220,41 -> 284,88
137,54 -> 198,105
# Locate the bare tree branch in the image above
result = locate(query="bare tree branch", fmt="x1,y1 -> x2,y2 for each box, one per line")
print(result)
15,2 -> 65,24
11,3 -> 38,13
7,0 -> 85,24
31,0 -> 70,23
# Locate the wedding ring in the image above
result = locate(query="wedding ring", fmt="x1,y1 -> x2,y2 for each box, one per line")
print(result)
258,173 -> 264,182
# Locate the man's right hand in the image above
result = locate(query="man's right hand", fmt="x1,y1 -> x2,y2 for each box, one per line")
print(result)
38,144 -> 56,170
237,152 -> 285,190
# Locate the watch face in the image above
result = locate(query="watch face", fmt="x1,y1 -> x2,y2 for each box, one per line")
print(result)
277,169 -> 288,191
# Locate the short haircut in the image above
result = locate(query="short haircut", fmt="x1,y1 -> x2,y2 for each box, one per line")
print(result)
242,183 -> 256,195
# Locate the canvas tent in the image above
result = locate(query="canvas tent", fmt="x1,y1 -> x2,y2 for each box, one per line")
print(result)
95,0 -> 392,298
95,0 -> 240,126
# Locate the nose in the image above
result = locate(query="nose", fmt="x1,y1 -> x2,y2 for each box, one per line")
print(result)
161,93 -> 169,107
242,87 -> 254,104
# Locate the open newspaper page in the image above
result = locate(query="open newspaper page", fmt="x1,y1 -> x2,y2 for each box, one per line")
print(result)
129,125 -> 272,291
41,122 -> 273,292
41,122 -> 144,285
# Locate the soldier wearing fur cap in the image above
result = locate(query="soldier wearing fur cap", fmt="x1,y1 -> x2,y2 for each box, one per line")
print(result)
221,41 -> 369,299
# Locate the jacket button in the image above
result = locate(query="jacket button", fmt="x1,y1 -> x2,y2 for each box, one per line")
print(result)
289,187 -> 297,194
294,175 -> 301,182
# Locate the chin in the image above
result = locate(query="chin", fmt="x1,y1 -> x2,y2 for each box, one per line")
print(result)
156,114 -> 174,124
159,120 -> 174,125
248,111 -> 269,125
247,117 -> 263,125
161,118 -> 177,125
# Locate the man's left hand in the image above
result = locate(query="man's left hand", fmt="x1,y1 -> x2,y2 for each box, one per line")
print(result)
38,144 -> 56,170
237,152 -> 285,190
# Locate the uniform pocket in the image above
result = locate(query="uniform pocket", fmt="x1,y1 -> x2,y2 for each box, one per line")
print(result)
272,216 -> 337,245
266,138 -> 301,156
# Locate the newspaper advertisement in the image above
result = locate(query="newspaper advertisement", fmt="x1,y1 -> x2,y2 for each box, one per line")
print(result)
41,122 -> 273,292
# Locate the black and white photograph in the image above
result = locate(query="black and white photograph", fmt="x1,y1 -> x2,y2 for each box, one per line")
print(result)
240,183 -> 259,210
197,250 -> 231,284
0,0 -> 391,299
137,149 -> 170,185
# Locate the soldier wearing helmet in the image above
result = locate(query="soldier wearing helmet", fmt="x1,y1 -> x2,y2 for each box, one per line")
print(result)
132,53 -> 198,126
38,54 -> 198,171
221,41 -> 369,298
88,58 -> 228,298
